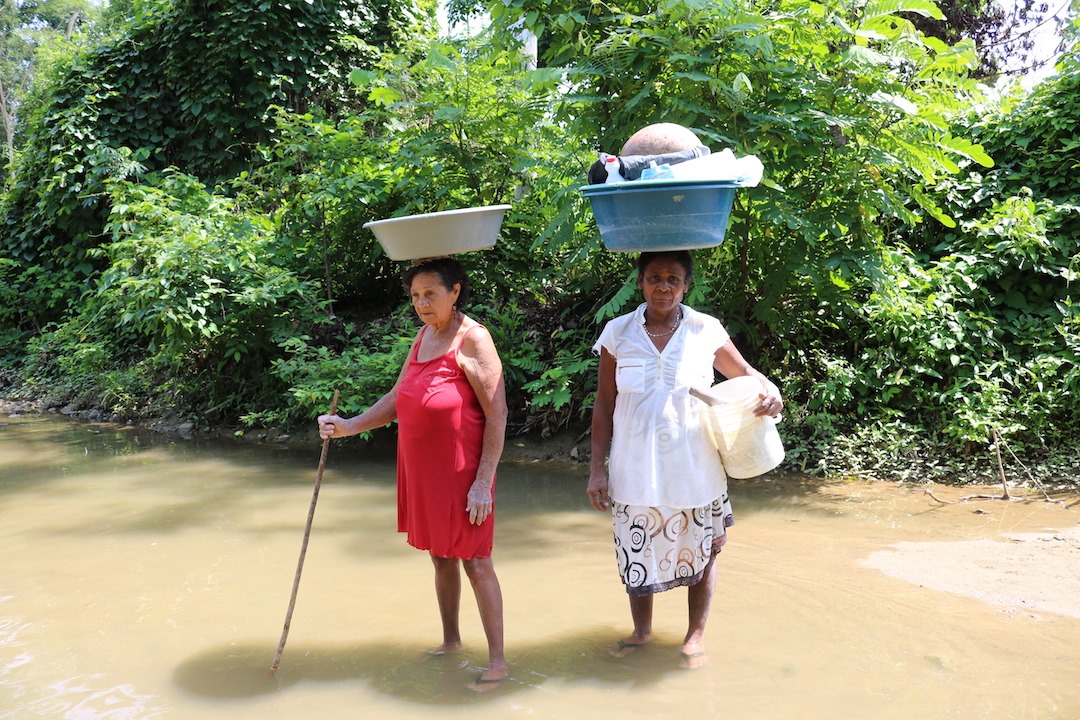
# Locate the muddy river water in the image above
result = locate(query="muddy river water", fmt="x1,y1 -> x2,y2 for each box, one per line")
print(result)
2,414 -> 1079,719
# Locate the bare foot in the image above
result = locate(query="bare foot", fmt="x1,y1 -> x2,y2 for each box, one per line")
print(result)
425,641 -> 464,657
610,635 -> 650,658
679,641 -> 709,669
466,666 -> 508,693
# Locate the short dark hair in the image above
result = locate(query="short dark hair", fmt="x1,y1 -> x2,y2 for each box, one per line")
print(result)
401,257 -> 471,307
637,250 -> 694,282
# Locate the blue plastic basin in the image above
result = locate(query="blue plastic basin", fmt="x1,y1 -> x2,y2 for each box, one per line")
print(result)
581,179 -> 739,252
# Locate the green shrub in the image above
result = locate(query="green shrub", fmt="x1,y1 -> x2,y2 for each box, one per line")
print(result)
85,170 -> 327,417
259,312 -> 417,431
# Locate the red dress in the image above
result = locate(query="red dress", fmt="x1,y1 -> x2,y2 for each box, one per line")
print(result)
395,323 -> 495,559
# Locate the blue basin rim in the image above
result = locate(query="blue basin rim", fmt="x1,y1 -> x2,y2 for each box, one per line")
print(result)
579,180 -> 744,195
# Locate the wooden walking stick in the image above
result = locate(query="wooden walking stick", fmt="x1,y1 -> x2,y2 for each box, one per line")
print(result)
271,389 -> 339,672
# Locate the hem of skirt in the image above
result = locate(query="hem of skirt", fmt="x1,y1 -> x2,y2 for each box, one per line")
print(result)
625,568 -> 704,597
406,537 -> 492,560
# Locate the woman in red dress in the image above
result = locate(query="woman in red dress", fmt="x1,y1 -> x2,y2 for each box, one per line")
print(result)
318,257 -> 508,692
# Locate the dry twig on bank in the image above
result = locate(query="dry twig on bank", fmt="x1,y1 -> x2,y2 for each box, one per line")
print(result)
925,429 -> 1066,507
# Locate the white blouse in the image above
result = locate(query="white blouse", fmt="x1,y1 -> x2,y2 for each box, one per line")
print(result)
593,303 -> 730,508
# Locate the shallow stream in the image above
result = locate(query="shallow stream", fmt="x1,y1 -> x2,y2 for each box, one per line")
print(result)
2,415 -> 1078,719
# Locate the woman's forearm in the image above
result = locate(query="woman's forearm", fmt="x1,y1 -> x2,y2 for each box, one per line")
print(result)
474,408 -> 507,487
342,390 -> 399,436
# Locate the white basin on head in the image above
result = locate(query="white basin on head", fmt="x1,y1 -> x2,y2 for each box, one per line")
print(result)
363,204 -> 511,261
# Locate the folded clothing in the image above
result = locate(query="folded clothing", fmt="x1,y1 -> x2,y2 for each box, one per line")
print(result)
587,145 -> 711,184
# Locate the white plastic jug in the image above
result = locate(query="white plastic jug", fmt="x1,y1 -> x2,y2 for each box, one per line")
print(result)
692,376 -> 785,479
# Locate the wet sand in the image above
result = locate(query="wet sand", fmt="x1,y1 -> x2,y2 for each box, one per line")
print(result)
866,521 -> 1080,620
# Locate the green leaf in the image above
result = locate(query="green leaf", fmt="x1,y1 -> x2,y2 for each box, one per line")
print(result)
911,185 -> 957,228
594,272 -> 638,322
733,72 -> 753,95
434,106 -> 464,122
426,46 -> 458,71
842,45 -> 889,68
348,69 -> 376,86
1003,291 -> 1029,310
863,0 -> 944,21
939,133 -> 995,168
368,87 -> 401,107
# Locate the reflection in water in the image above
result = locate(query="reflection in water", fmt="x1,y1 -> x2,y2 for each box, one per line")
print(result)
2,414 -> 1079,719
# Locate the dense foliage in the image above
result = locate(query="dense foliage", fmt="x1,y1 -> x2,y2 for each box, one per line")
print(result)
0,0 -> 1077,485
1,0 -> 428,329
0,0 -> 102,171
233,38 -> 600,427
480,0 -> 1035,475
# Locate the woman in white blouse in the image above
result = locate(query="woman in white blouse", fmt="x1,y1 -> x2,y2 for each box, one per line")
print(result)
588,250 -> 783,669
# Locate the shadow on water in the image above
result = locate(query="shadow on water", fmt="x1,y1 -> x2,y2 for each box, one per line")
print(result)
0,418 -> 261,490
173,629 -> 692,706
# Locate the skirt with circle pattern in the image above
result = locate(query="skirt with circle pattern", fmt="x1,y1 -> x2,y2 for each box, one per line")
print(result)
610,494 -> 733,596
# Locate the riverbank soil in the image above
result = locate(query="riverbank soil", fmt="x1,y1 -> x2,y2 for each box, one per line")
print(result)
777,477 -> 1080,621
865,515 -> 1080,619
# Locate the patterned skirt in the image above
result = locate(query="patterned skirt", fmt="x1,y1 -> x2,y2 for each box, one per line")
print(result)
611,494 -> 733,596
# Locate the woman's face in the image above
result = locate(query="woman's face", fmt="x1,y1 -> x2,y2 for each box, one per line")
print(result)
638,258 -> 689,312
409,271 -> 460,326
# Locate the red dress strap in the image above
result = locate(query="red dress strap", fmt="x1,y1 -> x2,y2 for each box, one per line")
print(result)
452,321 -> 484,353
410,325 -> 430,362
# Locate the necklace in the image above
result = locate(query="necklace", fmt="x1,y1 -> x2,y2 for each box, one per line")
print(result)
644,307 -> 683,338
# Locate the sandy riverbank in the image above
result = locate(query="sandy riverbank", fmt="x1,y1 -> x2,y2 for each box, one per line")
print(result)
864,523 -> 1080,620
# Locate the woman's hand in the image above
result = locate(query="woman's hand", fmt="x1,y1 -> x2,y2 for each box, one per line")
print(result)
317,414 -> 346,439
713,344 -> 783,417
755,379 -> 784,418
466,480 -> 494,525
587,470 -> 610,512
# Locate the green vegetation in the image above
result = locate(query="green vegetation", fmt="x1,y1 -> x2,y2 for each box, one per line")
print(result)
0,0 -> 1077,486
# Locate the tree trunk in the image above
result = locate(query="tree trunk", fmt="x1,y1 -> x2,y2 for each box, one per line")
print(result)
0,77 -> 13,169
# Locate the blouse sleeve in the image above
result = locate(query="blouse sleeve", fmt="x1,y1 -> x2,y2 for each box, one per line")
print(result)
592,319 -> 620,358
705,314 -> 731,351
